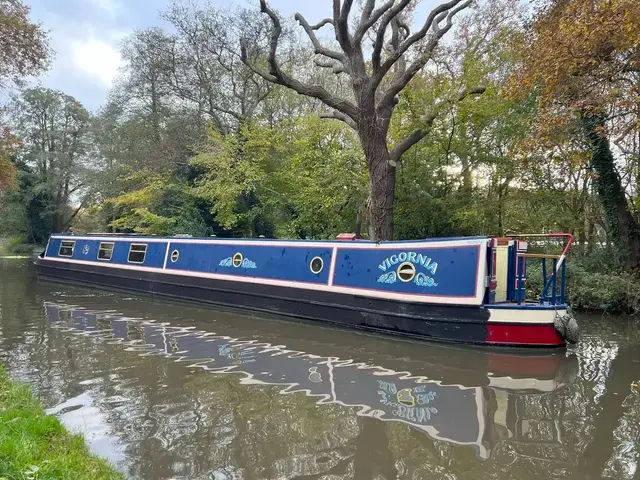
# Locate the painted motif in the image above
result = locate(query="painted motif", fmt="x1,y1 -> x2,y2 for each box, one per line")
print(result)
219,257 -> 257,269
377,268 -> 438,287
82,244 -> 90,255
377,380 -> 438,424
308,366 -> 323,383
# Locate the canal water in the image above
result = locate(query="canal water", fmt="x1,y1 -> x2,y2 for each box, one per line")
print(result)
0,259 -> 638,479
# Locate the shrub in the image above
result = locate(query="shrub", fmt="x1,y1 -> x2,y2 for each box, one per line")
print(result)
525,257 -> 640,314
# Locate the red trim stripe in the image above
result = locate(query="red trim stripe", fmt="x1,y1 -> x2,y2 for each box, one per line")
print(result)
487,324 -> 564,346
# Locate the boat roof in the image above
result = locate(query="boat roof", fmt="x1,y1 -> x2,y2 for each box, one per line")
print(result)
50,233 -> 489,245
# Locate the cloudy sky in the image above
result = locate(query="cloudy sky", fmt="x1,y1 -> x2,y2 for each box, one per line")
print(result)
28,0 -> 443,112
27,0 -> 335,112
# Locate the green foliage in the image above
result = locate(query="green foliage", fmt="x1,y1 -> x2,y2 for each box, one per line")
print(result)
0,364 -> 124,479
0,0 -> 51,88
0,159 -> 52,244
526,256 -> 640,314
193,117 -> 367,239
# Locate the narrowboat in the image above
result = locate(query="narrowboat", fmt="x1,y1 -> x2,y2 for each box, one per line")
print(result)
34,232 -> 579,348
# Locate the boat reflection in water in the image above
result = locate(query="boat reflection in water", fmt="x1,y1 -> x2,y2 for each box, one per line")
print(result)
43,298 -> 578,460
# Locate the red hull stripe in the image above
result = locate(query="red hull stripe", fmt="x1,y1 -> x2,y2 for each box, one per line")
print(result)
486,324 -> 564,346
486,353 -> 563,376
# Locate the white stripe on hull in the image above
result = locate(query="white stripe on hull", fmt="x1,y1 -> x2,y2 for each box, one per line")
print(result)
487,307 -> 564,324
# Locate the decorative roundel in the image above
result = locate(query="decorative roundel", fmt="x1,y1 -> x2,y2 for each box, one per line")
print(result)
310,256 -> 324,274
397,262 -> 416,282
170,249 -> 179,263
232,252 -> 243,268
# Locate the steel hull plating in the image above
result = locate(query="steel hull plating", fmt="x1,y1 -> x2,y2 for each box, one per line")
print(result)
35,257 -> 565,348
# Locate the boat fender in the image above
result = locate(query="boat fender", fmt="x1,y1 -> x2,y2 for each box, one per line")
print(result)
554,309 -> 579,344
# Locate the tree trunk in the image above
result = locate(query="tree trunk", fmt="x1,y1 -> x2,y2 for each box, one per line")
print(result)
362,132 -> 395,241
582,115 -> 640,270
459,154 -> 473,200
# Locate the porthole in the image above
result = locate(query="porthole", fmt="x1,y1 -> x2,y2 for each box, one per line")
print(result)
170,249 -> 179,263
310,256 -> 324,274
397,262 -> 416,282
232,252 -> 243,267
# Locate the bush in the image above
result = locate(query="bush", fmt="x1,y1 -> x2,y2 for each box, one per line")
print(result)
525,257 -> 640,314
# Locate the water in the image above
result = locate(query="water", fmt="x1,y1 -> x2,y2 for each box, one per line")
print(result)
0,259 -> 639,480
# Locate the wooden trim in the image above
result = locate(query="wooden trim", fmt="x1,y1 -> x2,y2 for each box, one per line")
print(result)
518,253 -> 561,259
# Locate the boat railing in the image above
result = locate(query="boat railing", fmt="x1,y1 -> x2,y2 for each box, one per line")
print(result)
508,233 -> 573,307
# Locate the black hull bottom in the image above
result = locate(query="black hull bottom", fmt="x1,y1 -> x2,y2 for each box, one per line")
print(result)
34,259 -> 558,348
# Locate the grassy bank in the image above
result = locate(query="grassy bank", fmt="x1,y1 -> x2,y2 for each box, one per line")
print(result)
0,365 -> 124,480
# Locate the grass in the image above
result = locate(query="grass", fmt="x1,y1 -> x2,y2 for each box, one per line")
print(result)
0,365 -> 124,480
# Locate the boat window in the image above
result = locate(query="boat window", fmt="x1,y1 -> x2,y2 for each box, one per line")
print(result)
170,249 -> 179,263
58,240 -> 75,257
397,262 -> 416,282
98,242 -> 114,261
310,256 -> 324,274
128,244 -> 147,264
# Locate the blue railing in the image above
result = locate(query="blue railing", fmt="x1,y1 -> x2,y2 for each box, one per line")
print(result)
540,255 -> 567,305
514,254 -> 567,306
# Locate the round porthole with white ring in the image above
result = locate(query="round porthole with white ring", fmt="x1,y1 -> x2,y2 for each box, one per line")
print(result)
310,256 -> 324,274
397,262 -> 416,282
232,252 -> 243,267
170,249 -> 179,263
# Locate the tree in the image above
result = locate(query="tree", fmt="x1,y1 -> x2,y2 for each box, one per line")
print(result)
511,0 -> 640,269
241,0 -> 484,240
10,88 -> 91,234
0,128 -> 19,191
0,0 -> 50,89
0,0 -> 51,194
161,1 -> 276,133
192,116 -> 367,238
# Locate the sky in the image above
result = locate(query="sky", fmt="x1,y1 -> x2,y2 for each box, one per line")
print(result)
25,0 -> 333,112
27,0 -> 440,112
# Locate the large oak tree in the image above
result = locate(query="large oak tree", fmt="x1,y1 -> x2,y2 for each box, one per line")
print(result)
241,0 -> 483,240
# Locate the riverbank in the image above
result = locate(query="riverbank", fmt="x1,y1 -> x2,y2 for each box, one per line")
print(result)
0,365 -> 124,479
0,237 -> 43,258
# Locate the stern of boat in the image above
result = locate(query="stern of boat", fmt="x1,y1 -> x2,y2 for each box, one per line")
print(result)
483,234 -> 579,348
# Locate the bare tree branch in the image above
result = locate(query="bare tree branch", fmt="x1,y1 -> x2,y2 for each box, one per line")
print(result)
377,1 -> 472,115
319,110 -> 357,129
241,0 -> 358,119
333,0 -> 355,55
354,0 -> 395,46
371,0 -> 413,72
388,86 -> 486,166
376,0 -> 469,82
294,13 -> 345,62
309,18 -> 333,29
314,57 -> 345,73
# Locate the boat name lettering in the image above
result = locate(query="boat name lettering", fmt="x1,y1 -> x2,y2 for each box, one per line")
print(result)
378,252 -> 438,275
